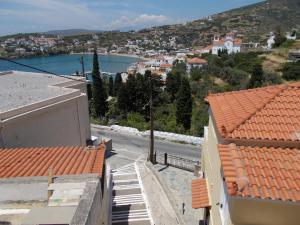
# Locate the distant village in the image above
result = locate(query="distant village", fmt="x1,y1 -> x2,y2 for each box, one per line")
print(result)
0,29 -> 298,83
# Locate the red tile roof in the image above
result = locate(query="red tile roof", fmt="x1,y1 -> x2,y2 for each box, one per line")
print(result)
206,83 -> 300,143
191,178 -> 210,208
160,64 -> 173,68
0,144 -> 106,179
218,144 -> 300,202
213,38 -> 242,46
188,58 -> 208,65
234,38 -> 242,46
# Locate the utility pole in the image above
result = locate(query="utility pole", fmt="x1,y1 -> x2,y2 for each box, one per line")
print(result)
148,71 -> 155,164
80,56 -> 85,78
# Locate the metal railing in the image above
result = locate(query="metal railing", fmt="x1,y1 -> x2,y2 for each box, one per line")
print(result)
155,151 -> 200,172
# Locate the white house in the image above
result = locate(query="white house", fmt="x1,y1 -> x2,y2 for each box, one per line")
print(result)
267,32 -> 275,49
0,71 -> 91,148
187,58 -> 208,72
212,33 -> 242,55
286,31 -> 297,40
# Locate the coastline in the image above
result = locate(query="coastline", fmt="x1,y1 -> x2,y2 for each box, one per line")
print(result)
70,52 -> 148,61
1,52 -> 144,75
1,52 -> 148,62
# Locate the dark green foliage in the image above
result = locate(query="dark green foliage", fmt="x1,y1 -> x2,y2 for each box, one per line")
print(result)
172,62 -> 187,75
274,27 -> 287,48
190,68 -> 205,81
109,76 -> 114,96
191,103 -> 209,137
232,52 -> 262,73
135,73 -> 149,114
280,40 -> 295,49
117,83 -> 129,115
92,50 -> 108,118
166,71 -> 182,102
218,49 -> 228,57
114,73 -> 123,96
220,67 -> 249,89
87,83 -> 92,100
248,64 -> 264,88
282,61 -> 300,81
126,75 -> 139,112
264,72 -> 282,85
176,77 -> 193,130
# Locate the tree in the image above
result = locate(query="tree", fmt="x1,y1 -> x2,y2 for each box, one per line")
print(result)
108,76 -> 114,96
282,61 -> 300,81
176,77 -> 193,130
248,64 -> 264,88
126,75 -> 138,112
274,27 -> 287,48
114,73 -> 123,96
166,71 -> 182,102
135,73 -> 148,114
117,83 -> 129,115
92,50 -> 108,118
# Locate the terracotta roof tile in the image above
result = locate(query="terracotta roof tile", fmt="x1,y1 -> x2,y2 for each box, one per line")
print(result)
206,83 -> 300,143
0,145 -> 106,179
160,64 -> 173,68
218,144 -> 300,202
191,178 -> 210,208
188,58 -> 208,65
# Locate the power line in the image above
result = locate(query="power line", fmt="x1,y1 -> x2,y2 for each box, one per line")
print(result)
0,57 -> 85,83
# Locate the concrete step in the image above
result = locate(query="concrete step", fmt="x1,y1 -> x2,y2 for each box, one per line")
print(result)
112,203 -> 147,212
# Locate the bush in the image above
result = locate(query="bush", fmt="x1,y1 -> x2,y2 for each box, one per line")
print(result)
263,72 -> 282,85
280,40 -> 295,49
282,61 -> 300,81
126,112 -> 149,131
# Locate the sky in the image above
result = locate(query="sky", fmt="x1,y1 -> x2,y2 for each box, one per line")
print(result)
0,0 -> 263,36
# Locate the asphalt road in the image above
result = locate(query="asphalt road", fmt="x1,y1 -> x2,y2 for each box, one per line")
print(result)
92,126 -> 201,160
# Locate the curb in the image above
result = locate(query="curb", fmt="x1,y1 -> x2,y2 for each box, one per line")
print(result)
144,161 -> 186,225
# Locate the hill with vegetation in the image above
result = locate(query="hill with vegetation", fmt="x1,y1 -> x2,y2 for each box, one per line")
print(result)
137,0 -> 300,48
60,0 -> 300,49
1,0 -> 299,50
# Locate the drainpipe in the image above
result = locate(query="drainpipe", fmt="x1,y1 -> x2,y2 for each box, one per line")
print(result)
47,168 -> 54,202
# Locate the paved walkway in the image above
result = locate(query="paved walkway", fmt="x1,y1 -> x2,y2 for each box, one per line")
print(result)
151,164 -> 204,225
111,163 -> 152,225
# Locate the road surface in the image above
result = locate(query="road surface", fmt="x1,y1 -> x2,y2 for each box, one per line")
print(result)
91,126 -> 201,160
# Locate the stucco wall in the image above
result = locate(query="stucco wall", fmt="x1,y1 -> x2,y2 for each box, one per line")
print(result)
100,164 -> 113,225
230,197 -> 300,225
0,94 -> 90,148
71,179 -> 103,225
202,113 -> 232,225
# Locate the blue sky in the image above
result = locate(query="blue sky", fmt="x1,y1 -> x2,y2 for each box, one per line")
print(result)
0,0 -> 262,35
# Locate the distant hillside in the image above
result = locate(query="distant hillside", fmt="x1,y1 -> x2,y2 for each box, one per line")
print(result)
1,0 -> 299,49
137,0 -> 300,47
44,29 -> 103,36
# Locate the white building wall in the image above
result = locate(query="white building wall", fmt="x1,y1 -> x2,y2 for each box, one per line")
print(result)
0,94 -> 90,148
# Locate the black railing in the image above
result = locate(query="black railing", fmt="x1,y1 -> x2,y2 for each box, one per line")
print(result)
155,151 -> 200,172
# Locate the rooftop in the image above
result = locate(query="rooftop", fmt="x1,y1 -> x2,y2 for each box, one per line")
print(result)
0,71 -> 85,115
0,145 -> 106,179
206,82 -> 300,145
0,143 -> 106,225
191,178 -> 210,209
188,58 -> 207,64
218,144 -> 300,202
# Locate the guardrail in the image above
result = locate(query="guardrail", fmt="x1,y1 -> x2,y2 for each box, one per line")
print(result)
155,151 -> 200,172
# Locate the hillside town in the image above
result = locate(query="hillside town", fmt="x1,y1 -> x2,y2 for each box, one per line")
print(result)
1,0 -> 300,225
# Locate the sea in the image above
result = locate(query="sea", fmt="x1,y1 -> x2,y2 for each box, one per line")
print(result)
0,54 -> 139,78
